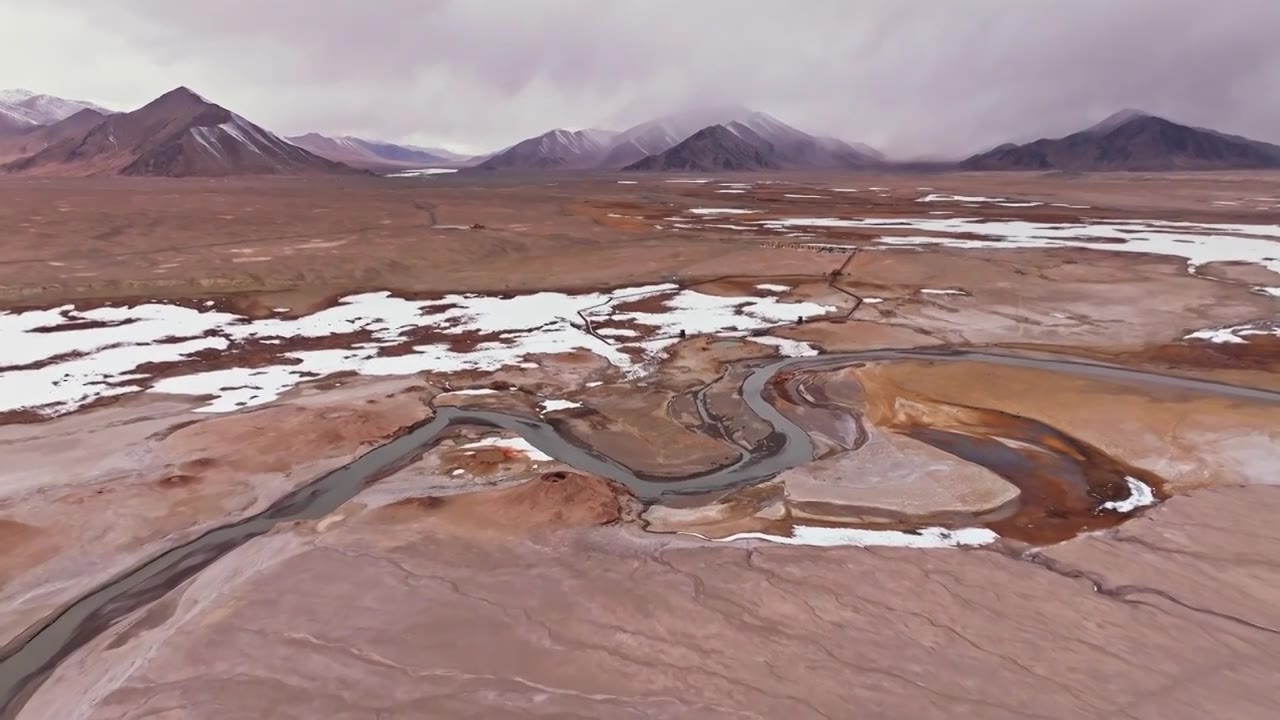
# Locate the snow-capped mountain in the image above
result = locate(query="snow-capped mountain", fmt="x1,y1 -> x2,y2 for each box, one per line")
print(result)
624,124 -> 781,172
0,89 -> 112,131
472,128 -> 619,170
4,87 -> 356,177
624,111 -> 881,172
599,105 -> 760,167
473,106 -> 881,171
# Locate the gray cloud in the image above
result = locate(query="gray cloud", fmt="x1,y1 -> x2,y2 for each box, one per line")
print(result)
3,0 -> 1279,157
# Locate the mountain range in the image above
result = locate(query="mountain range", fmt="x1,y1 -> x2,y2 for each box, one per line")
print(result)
0,89 -> 112,135
2,88 -> 353,177
4,87 -> 1280,176
962,109 -> 1280,171
471,106 -> 881,172
472,128 -> 619,170
626,114 -> 880,172
285,133 -> 472,171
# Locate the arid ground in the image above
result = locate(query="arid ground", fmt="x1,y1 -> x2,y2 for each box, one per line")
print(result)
1,171 -> 1279,719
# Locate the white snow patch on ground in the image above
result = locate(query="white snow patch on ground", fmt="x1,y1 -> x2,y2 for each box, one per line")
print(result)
698,525 -> 998,548
832,188 -> 859,192
539,398 -> 583,413
716,189 -> 747,193
916,193 -> 1047,207
152,350 -> 375,413
1099,476 -> 1157,513
4,337 -> 231,415
750,336 -> 820,357
616,180 -> 638,184
666,179 -> 712,183
442,388 -> 500,396
920,288 -> 968,296
608,289 -> 833,337
3,284 -> 832,416
786,242 -> 856,251
917,193 -> 1008,203
784,194 -> 828,199
752,216 -> 1280,283
0,304 -> 238,367
1185,321 -> 1279,344
385,168 -> 458,177
755,284 -> 792,292
688,208 -> 758,215
861,297 -> 885,304
460,436 -> 553,462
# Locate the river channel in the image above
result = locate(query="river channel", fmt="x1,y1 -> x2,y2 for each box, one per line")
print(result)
2,347 -> 1278,717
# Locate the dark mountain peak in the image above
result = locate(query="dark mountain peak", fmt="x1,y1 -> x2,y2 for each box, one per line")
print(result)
43,109 -> 108,139
145,87 -> 222,115
4,86 -> 356,177
1104,114 -> 1179,137
623,123 -> 779,172
164,86 -> 207,101
964,112 -> 1280,171
623,115 -> 880,173
128,87 -> 231,134
683,124 -> 760,148
61,107 -> 106,124
471,127 -> 616,170
479,104 -> 875,171
713,122 -> 753,139
1088,108 -> 1153,135
0,106 -> 109,163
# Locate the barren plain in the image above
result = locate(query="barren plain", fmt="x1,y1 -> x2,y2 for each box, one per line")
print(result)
1,170 -> 1278,719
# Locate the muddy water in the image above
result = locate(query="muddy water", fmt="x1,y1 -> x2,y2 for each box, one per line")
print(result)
2,347 -> 1278,717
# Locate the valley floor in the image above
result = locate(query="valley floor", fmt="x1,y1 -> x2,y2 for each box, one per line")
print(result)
1,170 -> 1278,719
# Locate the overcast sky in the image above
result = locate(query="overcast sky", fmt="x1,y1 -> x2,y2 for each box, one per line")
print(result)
3,0 -> 1279,158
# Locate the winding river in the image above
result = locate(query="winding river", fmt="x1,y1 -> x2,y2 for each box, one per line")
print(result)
2,347 -> 1278,717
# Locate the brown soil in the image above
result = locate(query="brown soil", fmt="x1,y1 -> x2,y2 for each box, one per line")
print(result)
3,170 -> 1273,309
374,471 -> 631,538
5,169 -> 1280,719
26,483 -> 1280,720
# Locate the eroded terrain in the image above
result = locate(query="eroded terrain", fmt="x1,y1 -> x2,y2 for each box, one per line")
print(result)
1,171 -> 1278,718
